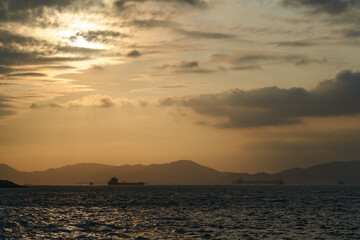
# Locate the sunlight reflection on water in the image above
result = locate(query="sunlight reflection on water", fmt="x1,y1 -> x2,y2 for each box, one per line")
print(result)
1,185 -> 360,239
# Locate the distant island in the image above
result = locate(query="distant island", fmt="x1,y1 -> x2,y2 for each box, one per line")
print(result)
1,159 -> 360,185
0,179 -> 26,188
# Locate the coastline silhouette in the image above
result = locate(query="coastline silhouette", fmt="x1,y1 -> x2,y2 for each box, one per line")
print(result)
1,159 -> 359,185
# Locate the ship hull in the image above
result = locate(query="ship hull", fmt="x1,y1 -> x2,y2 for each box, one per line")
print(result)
108,182 -> 145,186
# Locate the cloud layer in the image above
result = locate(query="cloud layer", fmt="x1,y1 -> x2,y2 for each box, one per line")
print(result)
161,70 -> 360,128
280,0 -> 359,15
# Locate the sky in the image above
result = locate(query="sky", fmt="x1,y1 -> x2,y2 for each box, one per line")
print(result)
1,0 -> 360,173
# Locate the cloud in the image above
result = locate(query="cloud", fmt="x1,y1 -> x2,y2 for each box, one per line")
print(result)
114,0 -> 207,8
160,0 -> 207,7
0,46 -> 89,66
114,0 -> 131,12
156,60 -> 199,69
0,66 -> 13,74
127,50 -> 141,57
343,29 -> 360,38
8,72 -> 47,77
129,19 -> 234,40
113,0 -> 207,16
269,41 -> 315,47
0,47 -> 39,65
56,46 -> 103,54
0,29 -> 93,66
30,102 -> 63,109
154,60 -> 216,74
0,0 -> 104,23
130,19 -> 176,28
90,64 -> 105,70
0,94 -> 16,118
231,65 -> 262,71
211,52 -> 327,69
69,30 -> 126,43
174,28 -> 235,39
294,58 -> 327,66
0,29 -> 44,46
31,95 -> 116,109
160,70 -> 360,128
280,0 -> 359,15
30,94 -> 148,109
0,109 -> 15,118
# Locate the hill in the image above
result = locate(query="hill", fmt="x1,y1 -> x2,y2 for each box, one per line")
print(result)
1,160 -> 360,185
274,160 -> 360,184
0,180 -> 26,188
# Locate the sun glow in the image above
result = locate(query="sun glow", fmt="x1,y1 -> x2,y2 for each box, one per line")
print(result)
55,18 -> 106,49
71,36 -> 104,49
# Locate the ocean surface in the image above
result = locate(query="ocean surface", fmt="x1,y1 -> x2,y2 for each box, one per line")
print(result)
1,185 -> 360,239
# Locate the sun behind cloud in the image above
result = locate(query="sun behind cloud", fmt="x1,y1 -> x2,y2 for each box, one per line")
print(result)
71,36 -> 105,49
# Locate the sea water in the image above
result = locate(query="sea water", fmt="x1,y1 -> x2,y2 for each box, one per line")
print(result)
1,185 -> 360,239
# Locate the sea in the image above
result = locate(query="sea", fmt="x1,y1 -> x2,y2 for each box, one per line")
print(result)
1,185 -> 360,239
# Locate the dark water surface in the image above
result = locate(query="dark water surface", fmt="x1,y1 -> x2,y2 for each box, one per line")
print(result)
1,185 -> 360,239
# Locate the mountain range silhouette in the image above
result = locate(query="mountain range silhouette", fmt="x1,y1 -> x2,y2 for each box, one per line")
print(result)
1,160 -> 360,185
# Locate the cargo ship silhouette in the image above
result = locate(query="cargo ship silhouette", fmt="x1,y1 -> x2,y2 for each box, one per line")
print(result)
107,176 -> 145,185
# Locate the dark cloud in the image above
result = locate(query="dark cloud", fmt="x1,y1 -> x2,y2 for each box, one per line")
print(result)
161,0 -> 207,7
99,98 -> 115,108
114,0 -> 130,12
343,29 -> 360,38
0,82 -> 16,85
160,70 -> 360,128
127,50 -> 141,57
0,100 -> 12,108
155,60 -> 216,74
0,46 -> 89,66
8,72 -> 47,77
113,0 -> 207,15
0,66 -> 13,74
0,47 -> 40,65
0,94 -> 16,118
232,65 -> 262,71
0,30 -> 50,65
0,29 -> 93,66
211,52 -> 326,69
0,29 -> 44,46
159,61 -> 199,69
175,28 -> 235,39
56,46 -> 103,54
269,41 -> 315,47
3,0 -> 73,11
0,109 -> 15,117
280,0 -> 359,15
30,102 -> 63,109
0,0 -> 104,23
115,0 -> 207,8
294,58 -> 327,66
130,19 -> 175,28
70,30 -> 126,43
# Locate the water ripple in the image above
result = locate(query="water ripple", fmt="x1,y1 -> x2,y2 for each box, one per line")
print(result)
1,185 -> 360,239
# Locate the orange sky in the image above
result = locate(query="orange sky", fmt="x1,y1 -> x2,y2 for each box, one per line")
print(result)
1,0 -> 360,173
